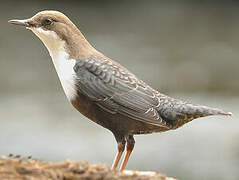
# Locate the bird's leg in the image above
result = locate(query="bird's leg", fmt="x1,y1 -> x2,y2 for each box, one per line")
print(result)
111,134 -> 126,169
119,135 -> 135,171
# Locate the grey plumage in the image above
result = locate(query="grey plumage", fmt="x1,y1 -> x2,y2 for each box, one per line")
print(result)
73,55 -> 232,130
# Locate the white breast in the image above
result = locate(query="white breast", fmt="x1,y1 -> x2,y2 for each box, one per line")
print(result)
31,27 -> 77,100
52,51 -> 77,100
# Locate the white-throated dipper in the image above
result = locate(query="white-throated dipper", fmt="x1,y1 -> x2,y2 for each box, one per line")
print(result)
8,10 -> 232,171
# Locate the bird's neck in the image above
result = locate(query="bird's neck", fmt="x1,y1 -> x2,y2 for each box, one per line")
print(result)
62,28 -> 98,60
31,27 -> 98,61
30,27 -> 83,100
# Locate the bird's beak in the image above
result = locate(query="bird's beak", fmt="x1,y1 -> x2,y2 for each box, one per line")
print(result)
8,19 -> 31,27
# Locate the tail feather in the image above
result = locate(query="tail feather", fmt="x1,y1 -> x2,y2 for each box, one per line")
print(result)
191,105 -> 232,116
157,95 -> 232,129
168,103 -> 232,129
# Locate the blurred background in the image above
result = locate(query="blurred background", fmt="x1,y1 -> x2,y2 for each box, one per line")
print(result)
0,0 -> 238,179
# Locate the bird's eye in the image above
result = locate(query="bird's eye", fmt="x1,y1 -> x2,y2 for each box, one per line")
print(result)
43,18 -> 53,26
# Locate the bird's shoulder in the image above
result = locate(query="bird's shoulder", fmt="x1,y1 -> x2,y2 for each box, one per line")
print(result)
74,55 -> 159,97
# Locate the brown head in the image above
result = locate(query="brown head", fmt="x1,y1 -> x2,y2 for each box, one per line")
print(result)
8,10 -> 98,59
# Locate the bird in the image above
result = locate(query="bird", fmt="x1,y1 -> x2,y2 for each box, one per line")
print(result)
8,10 -> 232,171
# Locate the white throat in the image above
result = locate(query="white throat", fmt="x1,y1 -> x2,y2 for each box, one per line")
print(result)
31,27 -> 77,100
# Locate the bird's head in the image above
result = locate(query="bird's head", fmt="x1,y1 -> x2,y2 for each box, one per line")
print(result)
8,10 -> 95,59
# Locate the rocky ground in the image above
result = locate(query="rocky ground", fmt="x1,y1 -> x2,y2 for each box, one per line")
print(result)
0,155 -> 177,180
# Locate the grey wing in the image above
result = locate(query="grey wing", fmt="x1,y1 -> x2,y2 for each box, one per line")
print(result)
73,57 -> 170,128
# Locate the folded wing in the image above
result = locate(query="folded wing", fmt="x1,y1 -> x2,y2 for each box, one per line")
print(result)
73,56 -> 170,128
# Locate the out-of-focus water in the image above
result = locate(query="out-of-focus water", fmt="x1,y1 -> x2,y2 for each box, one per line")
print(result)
0,1 -> 238,180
